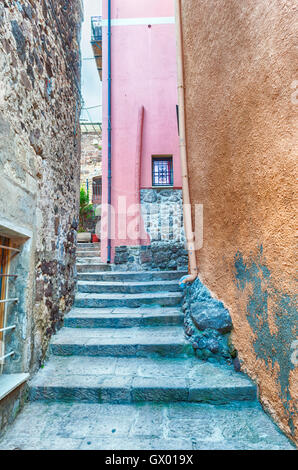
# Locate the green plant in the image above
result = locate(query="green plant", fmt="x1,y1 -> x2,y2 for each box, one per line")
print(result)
79,187 -> 94,232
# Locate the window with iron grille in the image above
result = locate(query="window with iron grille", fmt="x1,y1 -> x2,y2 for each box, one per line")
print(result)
152,157 -> 173,187
0,236 -> 19,374
92,177 -> 102,205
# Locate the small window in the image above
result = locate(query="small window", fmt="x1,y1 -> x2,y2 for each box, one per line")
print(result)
152,157 -> 173,187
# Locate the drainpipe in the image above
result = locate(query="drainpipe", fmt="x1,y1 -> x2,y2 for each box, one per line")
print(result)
135,106 -> 145,244
107,0 -> 112,263
175,0 -> 198,284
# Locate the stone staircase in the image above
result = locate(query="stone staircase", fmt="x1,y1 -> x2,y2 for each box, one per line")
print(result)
18,242 -> 293,449
30,242 -> 257,404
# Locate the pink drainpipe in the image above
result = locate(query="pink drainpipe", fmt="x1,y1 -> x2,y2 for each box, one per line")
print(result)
135,106 -> 145,244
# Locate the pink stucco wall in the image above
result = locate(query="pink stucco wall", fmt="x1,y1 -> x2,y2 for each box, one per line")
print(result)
101,0 -> 180,262
106,0 -> 176,19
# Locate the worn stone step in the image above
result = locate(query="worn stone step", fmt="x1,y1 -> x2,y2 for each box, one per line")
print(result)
1,401 -> 293,450
76,257 -> 102,265
77,280 -> 180,294
76,263 -> 112,273
64,307 -> 184,328
29,356 -> 257,404
50,326 -> 193,358
77,243 -> 100,250
77,271 -> 188,282
77,251 -> 101,258
74,292 -> 183,308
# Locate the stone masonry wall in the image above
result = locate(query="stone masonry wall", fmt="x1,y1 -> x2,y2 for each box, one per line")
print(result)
114,189 -> 188,271
183,278 -> 234,365
0,0 -> 82,377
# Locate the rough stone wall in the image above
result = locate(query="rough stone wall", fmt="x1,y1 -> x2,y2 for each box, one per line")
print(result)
113,243 -> 188,272
141,189 -> 185,244
181,0 -> 297,443
183,279 -> 234,365
114,189 -> 188,271
0,0 -> 82,374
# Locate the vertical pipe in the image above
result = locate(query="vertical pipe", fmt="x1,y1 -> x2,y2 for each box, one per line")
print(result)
107,0 -> 112,262
175,0 -> 198,283
135,106 -> 144,244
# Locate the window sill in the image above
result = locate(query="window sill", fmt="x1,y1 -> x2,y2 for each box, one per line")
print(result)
0,373 -> 29,402
151,186 -> 174,189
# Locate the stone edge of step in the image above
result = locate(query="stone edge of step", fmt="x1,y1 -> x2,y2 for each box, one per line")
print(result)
29,373 -> 257,404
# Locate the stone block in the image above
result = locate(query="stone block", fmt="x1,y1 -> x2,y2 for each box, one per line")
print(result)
190,303 -> 233,334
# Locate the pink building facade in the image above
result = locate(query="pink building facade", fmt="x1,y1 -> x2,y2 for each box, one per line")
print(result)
100,0 -> 187,270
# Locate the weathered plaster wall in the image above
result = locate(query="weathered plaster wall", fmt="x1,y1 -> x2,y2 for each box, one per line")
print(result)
0,0 -> 82,372
181,0 -> 297,443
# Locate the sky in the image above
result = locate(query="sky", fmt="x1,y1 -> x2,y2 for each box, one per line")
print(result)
80,0 -> 102,123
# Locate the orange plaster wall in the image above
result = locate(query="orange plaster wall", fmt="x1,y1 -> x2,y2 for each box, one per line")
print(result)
181,0 -> 297,443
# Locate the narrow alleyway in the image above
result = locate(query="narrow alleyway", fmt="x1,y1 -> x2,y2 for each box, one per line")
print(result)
0,244 -> 293,450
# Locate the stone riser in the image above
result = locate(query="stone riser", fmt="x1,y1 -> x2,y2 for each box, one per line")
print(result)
64,314 -> 184,328
76,264 -> 112,273
77,251 -> 101,257
76,257 -> 102,264
77,243 -> 100,249
77,282 -> 180,294
77,271 -> 188,282
29,384 -> 256,405
74,295 -> 182,309
50,343 -> 193,358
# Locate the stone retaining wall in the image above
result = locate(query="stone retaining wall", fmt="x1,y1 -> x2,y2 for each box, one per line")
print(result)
114,188 -> 187,271
114,242 -> 188,272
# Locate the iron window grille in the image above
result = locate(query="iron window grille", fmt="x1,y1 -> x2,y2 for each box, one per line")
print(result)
152,157 -> 173,187
92,177 -> 102,205
0,238 -> 19,374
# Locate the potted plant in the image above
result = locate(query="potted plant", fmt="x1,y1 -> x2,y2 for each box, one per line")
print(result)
78,187 -> 95,242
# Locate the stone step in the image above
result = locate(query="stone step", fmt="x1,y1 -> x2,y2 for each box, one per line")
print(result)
76,257 -> 102,264
77,251 -> 101,258
29,356 -> 257,404
77,243 -> 100,250
77,280 -> 181,294
76,263 -> 112,273
1,401 -> 293,450
50,326 -> 193,358
77,271 -> 188,282
64,307 -> 184,328
74,292 -> 183,308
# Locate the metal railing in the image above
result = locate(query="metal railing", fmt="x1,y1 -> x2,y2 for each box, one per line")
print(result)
91,16 -> 102,42
0,243 -> 19,371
